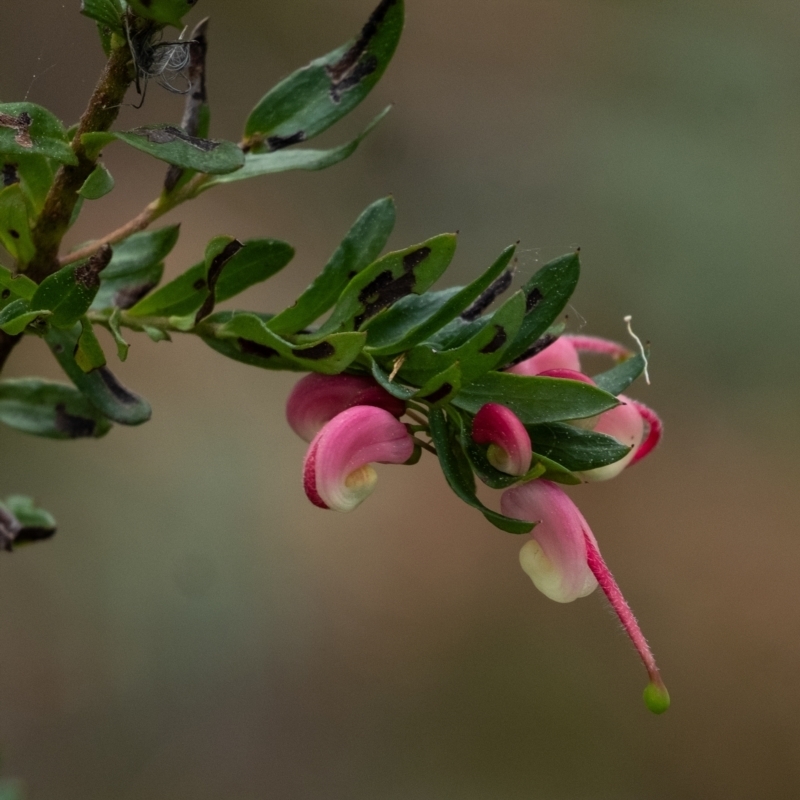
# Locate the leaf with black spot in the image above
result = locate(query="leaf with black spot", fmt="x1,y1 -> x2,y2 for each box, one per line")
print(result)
0,495 -> 57,552
314,233 -> 457,337
128,0 -> 198,27
0,102 -> 76,164
206,311 -> 366,374
365,243 -> 517,356
80,0 -> 125,33
501,251 -> 581,366
0,264 -> 37,301
31,245 -> 112,328
91,225 -> 179,311
46,325 -> 152,426
244,0 -> 403,150
0,378 -> 112,439
0,298 -> 51,335
0,184 -> 35,264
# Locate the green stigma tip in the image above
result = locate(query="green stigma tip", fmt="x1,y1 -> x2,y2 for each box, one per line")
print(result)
643,681 -> 670,714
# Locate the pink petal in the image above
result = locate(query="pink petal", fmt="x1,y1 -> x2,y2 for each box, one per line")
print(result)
535,368 -> 595,385
627,399 -> 663,465
579,395 -> 644,482
287,373 -> 405,442
303,406 -> 414,512
501,480 -> 597,603
507,337 -> 581,376
472,403 -> 532,476
564,334 -> 631,359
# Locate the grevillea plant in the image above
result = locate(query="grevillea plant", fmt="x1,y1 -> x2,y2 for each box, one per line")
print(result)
0,0 -> 669,715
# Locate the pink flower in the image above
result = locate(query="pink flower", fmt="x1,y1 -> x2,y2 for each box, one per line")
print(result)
472,403 -> 532,476
507,336 -> 581,376
303,405 -> 415,512
501,480 -> 669,713
286,373 -> 406,442
578,395 -> 644,482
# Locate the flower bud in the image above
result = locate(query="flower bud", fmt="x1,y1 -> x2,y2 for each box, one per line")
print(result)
303,406 -> 414,512
287,373 -> 405,442
472,403 -> 532,476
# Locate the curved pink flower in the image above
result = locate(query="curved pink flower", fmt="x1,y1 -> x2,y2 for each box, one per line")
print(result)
287,373 -> 405,442
579,395 -> 644,482
563,334 -> 631,360
628,399 -> 663,465
472,403 -> 532,476
507,336 -> 581,376
501,480 -> 669,713
303,406 -> 415,512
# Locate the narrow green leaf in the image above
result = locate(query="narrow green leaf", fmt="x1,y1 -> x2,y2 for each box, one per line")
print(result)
0,184 -> 35,264
210,311 -> 366,374
74,317 -> 107,372
80,0 -> 124,32
316,233 -> 458,336
502,251 -> 581,366
399,291 -> 526,387
369,357 -> 417,399
593,351 -> 647,396
527,422 -> 631,472
108,308 -> 129,361
143,325 -> 171,343
90,225 -> 179,310
46,325 -> 152,426
128,0 -> 196,26
84,127 -> 244,174
245,0 -> 403,149
533,453 -> 582,485
453,372 -> 618,425
207,107 -> 389,187
0,497 -> 57,551
78,162 -> 115,199
0,102 -> 77,165
365,243 -> 517,355
428,408 -> 534,534
0,299 -> 50,335
31,247 -> 111,328
268,196 -> 395,336
0,265 -> 37,300
0,378 -> 112,439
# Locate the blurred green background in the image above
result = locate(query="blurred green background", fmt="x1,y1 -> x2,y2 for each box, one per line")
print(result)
2,1 -> 799,797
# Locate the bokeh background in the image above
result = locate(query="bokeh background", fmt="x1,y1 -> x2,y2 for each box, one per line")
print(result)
1,1 -> 799,797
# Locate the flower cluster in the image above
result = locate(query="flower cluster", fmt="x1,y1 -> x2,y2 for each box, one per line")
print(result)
286,333 -> 668,713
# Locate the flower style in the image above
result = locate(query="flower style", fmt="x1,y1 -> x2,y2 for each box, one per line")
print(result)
286,373 -> 406,442
501,480 -> 670,713
303,405 -> 415,512
472,403 -> 532,476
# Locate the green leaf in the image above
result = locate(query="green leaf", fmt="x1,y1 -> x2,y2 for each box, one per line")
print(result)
0,299 -> 50,335
414,362 -> 461,406
74,317 -> 107,372
0,265 -> 37,300
244,0 -> 403,149
128,0 -> 196,26
206,107 -> 389,188
0,102 -> 77,165
453,372 -> 619,425
46,325 -> 152,426
533,453 -> 582,485
427,408 -> 533,534
0,377 -> 112,439
527,422 -> 631,472
398,291 -> 526,387
31,248 -> 111,328
365,243 -> 517,355
108,308 -> 129,361
90,225 -> 179,310
369,357 -> 417,399
268,196 -> 395,336
0,497 -> 57,551
209,311 -> 366,374
316,233 -> 458,336
83,127 -> 244,174
502,252 -> 581,366
593,351 -> 648,396
78,162 -> 115,199
0,184 -> 35,264
2,153 -> 54,215
214,239 -> 295,302
80,0 -> 124,32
